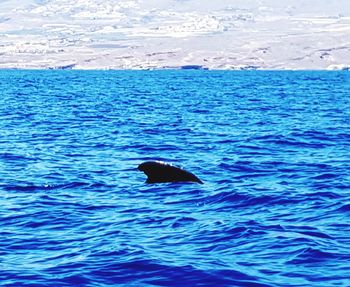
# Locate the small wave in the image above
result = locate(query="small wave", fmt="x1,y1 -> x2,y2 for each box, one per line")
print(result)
3,182 -> 89,192
251,134 -> 329,148
124,144 -> 180,152
287,247 -> 350,264
302,191 -> 341,199
291,130 -> 350,142
84,259 -> 271,287
172,216 -> 197,228
219,162 -> 272,173
267,139 -> 327,149
312,173 -> 339,180
335,203 -> 350,213
0,152 -> 37,162
202,191 -> 299,209
202,191 -> 250,205
297,230 -> 332,239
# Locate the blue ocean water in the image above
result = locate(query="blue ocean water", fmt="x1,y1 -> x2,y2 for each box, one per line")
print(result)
0,70 -> 350,287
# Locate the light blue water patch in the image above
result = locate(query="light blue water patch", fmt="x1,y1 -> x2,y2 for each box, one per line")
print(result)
0,70 -> 350,287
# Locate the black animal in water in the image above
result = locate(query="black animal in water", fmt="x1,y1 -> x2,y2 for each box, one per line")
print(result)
138,161 -> 203,184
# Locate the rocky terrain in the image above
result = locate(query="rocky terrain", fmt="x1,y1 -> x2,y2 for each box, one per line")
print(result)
1,0 -> 350,69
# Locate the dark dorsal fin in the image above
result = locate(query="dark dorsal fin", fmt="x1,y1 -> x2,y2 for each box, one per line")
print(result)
138,161 -> 203,184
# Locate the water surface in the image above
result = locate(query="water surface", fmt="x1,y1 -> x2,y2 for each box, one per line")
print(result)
1,70 -> 350,286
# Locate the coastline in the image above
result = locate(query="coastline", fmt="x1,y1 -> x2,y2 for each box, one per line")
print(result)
0,66 -> 349,71
1,1 -> 350,71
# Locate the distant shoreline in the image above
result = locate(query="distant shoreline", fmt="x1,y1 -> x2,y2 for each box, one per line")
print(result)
0,66 -> 349,71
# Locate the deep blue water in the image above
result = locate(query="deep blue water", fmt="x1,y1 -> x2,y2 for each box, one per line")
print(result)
1,70 -> 350,287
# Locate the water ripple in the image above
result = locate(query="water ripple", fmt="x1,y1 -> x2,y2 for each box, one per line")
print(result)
1,70 -> 350,286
